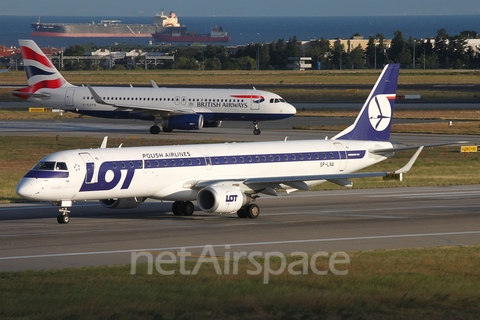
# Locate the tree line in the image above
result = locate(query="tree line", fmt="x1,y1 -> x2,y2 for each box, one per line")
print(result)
62,29 -> 479,70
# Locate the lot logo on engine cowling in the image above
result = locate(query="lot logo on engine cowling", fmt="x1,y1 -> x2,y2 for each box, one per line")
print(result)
226,195 -> 238,202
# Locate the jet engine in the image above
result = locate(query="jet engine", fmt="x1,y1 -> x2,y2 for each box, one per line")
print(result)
161,114 -> 204,131
197,186 -> 247,213
99,197 -> 145,209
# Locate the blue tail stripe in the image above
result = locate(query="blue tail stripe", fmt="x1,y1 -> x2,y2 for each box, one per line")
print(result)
333,64 -> 400,141
25,65 -> 54,80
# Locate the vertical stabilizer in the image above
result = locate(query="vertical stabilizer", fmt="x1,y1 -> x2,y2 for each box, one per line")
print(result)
14,39 -> 73,99
332,64 -> 400,141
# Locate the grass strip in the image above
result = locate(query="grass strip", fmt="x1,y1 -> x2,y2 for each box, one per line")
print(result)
0,245 -> 479,319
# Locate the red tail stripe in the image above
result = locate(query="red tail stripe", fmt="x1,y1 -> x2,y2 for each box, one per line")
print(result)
21,46 -> 55,69
230,95 -> 263,99
15,78 -> 65,98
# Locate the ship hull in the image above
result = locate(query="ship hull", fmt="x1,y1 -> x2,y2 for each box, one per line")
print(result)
31,23 -> 186,38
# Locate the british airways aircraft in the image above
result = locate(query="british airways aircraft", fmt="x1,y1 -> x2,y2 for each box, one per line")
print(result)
13,39 -> 296,135
17,64 -> 449,224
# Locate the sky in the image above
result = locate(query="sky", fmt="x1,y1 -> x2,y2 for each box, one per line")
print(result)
3,0 -> 480,16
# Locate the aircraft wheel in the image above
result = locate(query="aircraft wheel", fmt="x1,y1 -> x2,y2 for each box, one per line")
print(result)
163,127 -> 173,133
182,201 -> 195,216
172,201 -> 183,216
150,125 -> 161,134
246,204 -> 260,219
253,129 -> 261,135
57,214 -> 70,224
237,208 -> 248,218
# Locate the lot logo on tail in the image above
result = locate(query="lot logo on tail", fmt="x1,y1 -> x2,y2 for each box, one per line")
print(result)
368,94 -> 393,132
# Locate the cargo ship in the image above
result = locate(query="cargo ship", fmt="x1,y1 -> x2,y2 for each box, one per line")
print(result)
31,10 -> 186,38
152,25 -> 231,43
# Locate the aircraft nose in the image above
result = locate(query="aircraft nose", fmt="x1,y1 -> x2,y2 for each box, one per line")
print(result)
288,103 -> 297,115
16,179 -> 38,200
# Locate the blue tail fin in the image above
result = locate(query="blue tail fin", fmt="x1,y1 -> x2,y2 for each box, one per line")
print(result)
332,64 -> 400,141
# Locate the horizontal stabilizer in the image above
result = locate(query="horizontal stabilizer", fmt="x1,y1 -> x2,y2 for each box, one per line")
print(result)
370,141 -> 468,154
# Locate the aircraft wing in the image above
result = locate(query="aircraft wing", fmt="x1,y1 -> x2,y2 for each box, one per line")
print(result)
87,85 -> 196,117
193,147 -> 424,194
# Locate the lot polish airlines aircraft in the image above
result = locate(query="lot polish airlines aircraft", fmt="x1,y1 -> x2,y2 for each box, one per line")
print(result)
16,64 -> 454,224
13,39 -> 296,135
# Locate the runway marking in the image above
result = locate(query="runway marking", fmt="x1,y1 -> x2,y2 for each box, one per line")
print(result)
264,205 -> 455,218
1,230 -> 480,261
367,191 -> 480,199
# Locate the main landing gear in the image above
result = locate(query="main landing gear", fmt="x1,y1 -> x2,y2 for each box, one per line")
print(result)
150,125 -> 161,134
172,201 -> 195,216
150,125 -> 173,134
236,203 -> 260,219
253,121 -> 261,135
57,207 -> 70,224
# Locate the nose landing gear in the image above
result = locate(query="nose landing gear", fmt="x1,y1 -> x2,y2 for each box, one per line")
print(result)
57,207 -> 70,224
253,121 -> 261,135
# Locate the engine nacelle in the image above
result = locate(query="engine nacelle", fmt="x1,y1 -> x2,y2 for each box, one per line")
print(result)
161,114 -> 204,131
99,197 -> 145,209
197,186 -> 247,213
203,120 -> 222,128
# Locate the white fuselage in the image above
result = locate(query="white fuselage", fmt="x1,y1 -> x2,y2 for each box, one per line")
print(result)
16,139 -> 393,203
27,86 -> 296,122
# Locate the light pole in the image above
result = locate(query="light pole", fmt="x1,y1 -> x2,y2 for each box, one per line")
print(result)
413,39 -> 415,69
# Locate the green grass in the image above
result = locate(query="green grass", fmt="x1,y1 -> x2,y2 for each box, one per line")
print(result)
1,245 -> 479,319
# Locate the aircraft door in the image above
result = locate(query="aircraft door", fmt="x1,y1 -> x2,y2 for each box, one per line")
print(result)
65,89 -> 75,107
250,94 -> 260,110
181,96 -> 187,106
204,156 -> 212,170
79,152 -> 97,183
174,96 -> 180,105
333,142 -> 347,172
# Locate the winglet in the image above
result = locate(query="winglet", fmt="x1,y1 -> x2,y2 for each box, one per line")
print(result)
87,85 -> 112,106
151,80 -> 159,88
395,146 -> 424,174
100,136 -> 108,149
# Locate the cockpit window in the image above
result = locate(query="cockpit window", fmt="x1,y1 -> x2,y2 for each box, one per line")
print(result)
32,161 -> 68,171
270,98 -> 284,103
33,161 -> 56,171
56,162 -> 68,170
